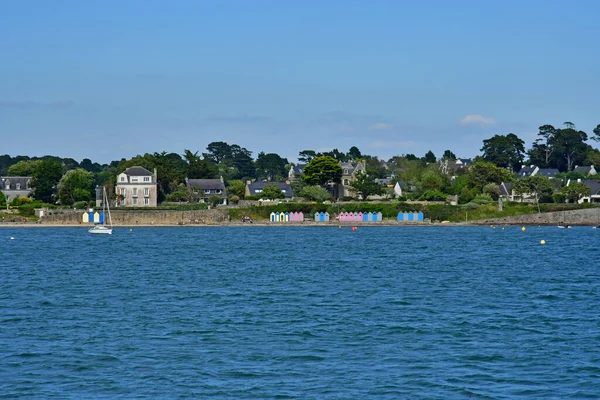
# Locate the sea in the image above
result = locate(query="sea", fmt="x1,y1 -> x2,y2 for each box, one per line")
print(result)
1,226 -> 599,399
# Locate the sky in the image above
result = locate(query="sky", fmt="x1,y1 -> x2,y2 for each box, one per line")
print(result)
1,0 -> 599,164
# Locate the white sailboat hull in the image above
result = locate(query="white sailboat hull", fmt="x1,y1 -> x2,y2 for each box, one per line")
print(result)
89,226 -> 113,234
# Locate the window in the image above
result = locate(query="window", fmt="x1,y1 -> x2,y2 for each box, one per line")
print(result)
344,179 -> 349,185
120,188 -> 126,195
4,183 -> 9,190
133,198 -> 138,205
144,198 -> 149,205
133,188 -> 138,196
144,188 -> 149,196
343,169 -> 348,174
121,199 -> 126,206
143,176 -> 150,182
16,183 -> 21,190
216,189 -> 221,194
204,189 -> 210,194
131,178 -> 138,182
120,176 -> 125,182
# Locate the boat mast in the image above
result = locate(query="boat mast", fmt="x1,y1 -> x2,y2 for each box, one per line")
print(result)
104,187 -> 113,228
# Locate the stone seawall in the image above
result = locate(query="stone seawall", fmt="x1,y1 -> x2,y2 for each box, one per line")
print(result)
41,209 -> 230,225
472,208 -> 600,226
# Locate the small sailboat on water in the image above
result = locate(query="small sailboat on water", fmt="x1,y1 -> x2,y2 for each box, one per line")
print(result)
87,187 -> 113,235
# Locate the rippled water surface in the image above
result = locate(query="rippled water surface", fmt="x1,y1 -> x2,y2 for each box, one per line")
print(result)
1,226 -> 599,399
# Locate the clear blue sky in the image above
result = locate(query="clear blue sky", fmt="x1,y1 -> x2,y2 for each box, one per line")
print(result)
2,0 -> 599,164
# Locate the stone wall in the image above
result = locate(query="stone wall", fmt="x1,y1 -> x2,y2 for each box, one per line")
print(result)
41,209 -> 230,225
473,208 -> 600,226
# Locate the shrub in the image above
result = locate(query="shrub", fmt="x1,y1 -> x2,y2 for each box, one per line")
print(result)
72,201 -> 89,209
419,190 -> 447,201
229,195 -> 240,204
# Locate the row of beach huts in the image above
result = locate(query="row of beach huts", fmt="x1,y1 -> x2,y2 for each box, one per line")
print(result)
269,211 -> 425,223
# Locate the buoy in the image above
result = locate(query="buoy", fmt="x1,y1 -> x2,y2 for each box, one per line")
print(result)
130,228 -> 133,232
502,227 -> 504,230
521,227 -> 526,232
352,226 -> 357,231
10,237 -> 14,240
540,240 -> 546,245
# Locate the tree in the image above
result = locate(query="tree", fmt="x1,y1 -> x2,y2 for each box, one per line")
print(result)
7,159 -> 42,176
298,150 -> 317,163
560,182 -> 590,203
260,184 -> 285,200
481,133 -> 525,171
203,141 -> 232,164
0,191 -> 5,208
348,172 -> 384,200
57,168 -> 95,206
442,150 -> 456,160
483,183 -> 500,200
302,156 -> 342,187
183,149 -> 218,179
300,185 -> 332,202
347,146 -> 362,161
420,169 -> 445,191
227,180 -> 246,198
255,152 -> 288,181
405,154 -> 418,161
31,159 -> 64,203
423,150 -> 436,163
592,124 -> 600,142
549,123 -> 590,171
513,176 -> 554,210
467,161 -> 513,191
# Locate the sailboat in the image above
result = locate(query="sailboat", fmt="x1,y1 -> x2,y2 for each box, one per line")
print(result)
88,187 -> 113,235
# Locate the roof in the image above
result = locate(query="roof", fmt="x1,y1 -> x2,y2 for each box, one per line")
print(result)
247,181 -> 294,198
376,178 -> 392,185
581,179 -> 600,195
291,164 -> 306,174
0,176 -> 33,189
123,166 -> 153,176
499,182 -> 513,196
187,179 -> 226,190
517,166 -> 536,177
574,166 -> 593,174
537,168 -> 559,177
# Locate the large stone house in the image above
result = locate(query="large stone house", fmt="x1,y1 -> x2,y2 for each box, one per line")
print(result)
288,164 -> 306,180
0,176 -> 33,202
339,160 -> 367,198
115,166 -> 158,207
186,177 -> 227,205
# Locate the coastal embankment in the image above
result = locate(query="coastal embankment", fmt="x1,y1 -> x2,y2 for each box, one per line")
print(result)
472,207 -> 600,226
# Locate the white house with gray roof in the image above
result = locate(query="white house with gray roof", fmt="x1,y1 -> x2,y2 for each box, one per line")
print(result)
0,176 -> 33,202
115,166 -> 158,207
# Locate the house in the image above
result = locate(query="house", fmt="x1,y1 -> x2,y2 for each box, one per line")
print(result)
245,181 -> 294,199
440,158 -> 471,175
573,165 -> 597,176
568,179 -> 600,204
339,160 -> 367,198
288,164 -> 306,180
115,166 -> 158,207
517,165 -> 538,178
536,168 -> 559,178
0,176 -> 33,202
498,182 -> 532,203
186,177 -> 227,205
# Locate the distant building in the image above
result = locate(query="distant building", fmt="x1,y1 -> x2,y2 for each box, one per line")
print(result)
339,160 -> 366,198
573,165 -> 597,176
568,179 -> 600,204
0,176 -> 33,202
517,165 -> 559,179
115,166 -> 158,207
288,164 -> 306,180
186,177 -> 227,205
245,181 -> 294,199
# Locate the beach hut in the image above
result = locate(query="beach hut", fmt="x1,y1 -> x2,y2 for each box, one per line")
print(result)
376,212 -> 382,222
363,212 -> 370,222
417,212 -> 424,221
397,212 -> 404,221
270,212 -> 276,222
354,212 -> 361,222
324,212 -> 330,221
290,212 -> 297,222
407,211 -> 414,221
284,212 -> 290,222
412,211 -> 419,221
93,211 -> 100,223
298,212 -> 304,222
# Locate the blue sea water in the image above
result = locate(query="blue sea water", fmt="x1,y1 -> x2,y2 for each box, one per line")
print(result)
1,226 -> 599,399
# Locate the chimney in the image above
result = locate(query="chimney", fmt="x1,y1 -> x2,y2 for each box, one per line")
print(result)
246,179 -> 252,185
153,168 -> 157,182
219,175 -> 224,183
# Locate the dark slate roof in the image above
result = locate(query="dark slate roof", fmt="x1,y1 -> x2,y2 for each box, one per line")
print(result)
376,178 -> 392,185
458,158 -> 472,165
187,179 -> 226,190
0,176 -> 33,189
574,166 -> 593,175
292,164 -> 306,174
581,179 -> 600,195
124,166 -> 153,176
499,182 -> 513,196
517,166 -> 536,177
537,168 -> 559,177
248,181 -> 293,198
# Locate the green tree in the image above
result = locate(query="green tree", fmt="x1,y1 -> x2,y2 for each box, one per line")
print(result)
423,150 -> 436,163
31,159 -> 64,203
560,182 -> 590,203
0,190 -> 5,208
347,146 -> 362,161
298,150 -> 317,163
467,161 -> 513,191
255,152 -> 288,181
260,184 -> 285,200
57,168 -> 95,206
405,154 -> 418,161
420,169 -> 445,191
442,150 -> 456,160
550,123 -> 590,171
302,156 -> 343,187
481,133 -> 525,171
513,176 -> 554,209
348,171 -> 383,200
7,159 -> 42,176
483,183 -> 500,200
203,141 -> 232,164
592,124 -> 600,142
209,195 -> 223,207
183,149 -> 218,179
300,185 -> 332,202
227,180 -> 247,198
